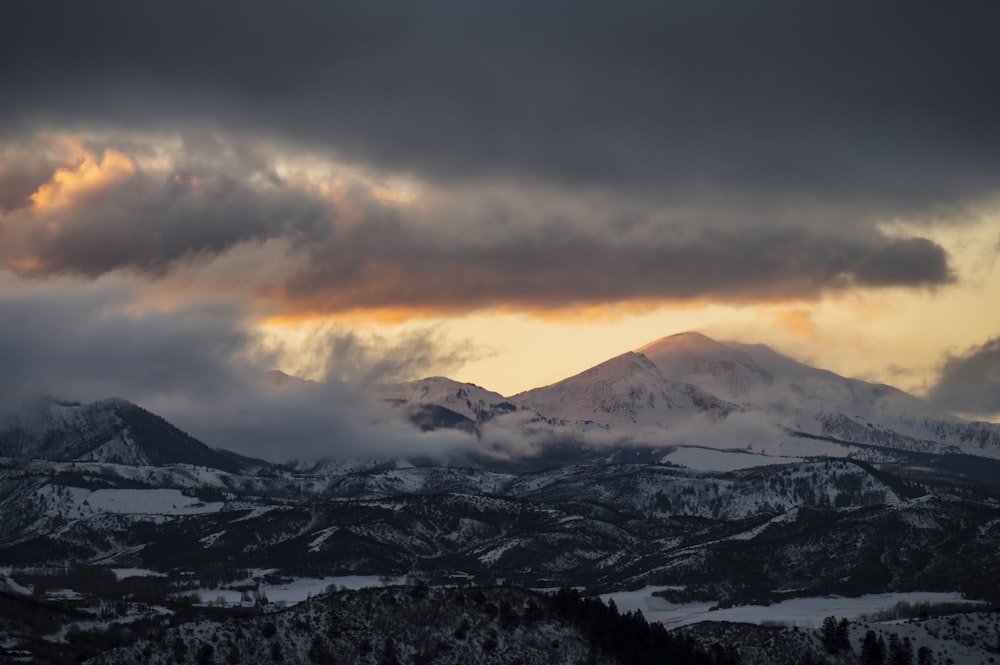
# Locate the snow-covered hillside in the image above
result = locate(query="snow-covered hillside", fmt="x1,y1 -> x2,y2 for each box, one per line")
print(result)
511,351 -> 736,429
638,332 -> 775,400
373,377 -> 514,422
373,331 -> 1000,463
0,396 -> 262,472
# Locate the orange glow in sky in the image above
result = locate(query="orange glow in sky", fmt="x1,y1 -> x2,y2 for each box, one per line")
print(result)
4,135 -> 999,415
30,148 -> 135,210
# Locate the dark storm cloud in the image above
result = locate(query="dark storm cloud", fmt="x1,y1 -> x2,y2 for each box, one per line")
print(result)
0,140 -> 332,277
851,237 -> 951,287
0,1 -> 974,312
928,337 -> 1000,419
0,282 -> 251,407
2,1 -> 999,207
277,219 -> 952,313
0,280 -> 478,460
0,140 -> 952,309
316,328 -> 486,386
0,157 -> 61,213
43,174 -> 323,277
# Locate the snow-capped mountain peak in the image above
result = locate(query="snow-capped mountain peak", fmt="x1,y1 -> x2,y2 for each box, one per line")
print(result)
371,376 -> 514,423
511,351 -> 736,428
637,331 -> 774,399
375,331 -> 1000,461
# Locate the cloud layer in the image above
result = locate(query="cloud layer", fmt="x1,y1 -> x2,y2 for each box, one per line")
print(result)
0,277 -> 480,460
5,2 -> 991,314
0,136 -> 954,316
3,1 -> 999,206
928,337 -> 1000,420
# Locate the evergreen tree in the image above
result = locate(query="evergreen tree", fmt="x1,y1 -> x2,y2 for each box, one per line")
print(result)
861,629 -> 886,665
821,616 -> 840,653
887,633 -> 911,665
837,618 -> 851,651
899,636 -> 914,665
196,643 -> 214,665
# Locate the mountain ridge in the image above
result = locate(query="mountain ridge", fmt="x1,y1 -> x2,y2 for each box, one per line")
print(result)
0,395 -> 265,473
376,331 -> 1000,462
5,331 -> 998,473
511,350 -> 737,428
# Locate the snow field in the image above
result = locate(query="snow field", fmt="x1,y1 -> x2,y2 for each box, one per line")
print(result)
662,446 -> 803,472
188,574 -> 403,606
601,588 -> 970,628
82,488 -> 224,515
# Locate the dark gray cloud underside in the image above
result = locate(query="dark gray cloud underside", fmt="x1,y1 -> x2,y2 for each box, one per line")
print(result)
3,1 -> 999,206
1,145 -> 951,307
928,337 -> 1000,418
0,158 -> 59,212
27,173 -> 329,277
0,290 -> 249,409
281,226 -> 951,311
0,288 -> 477,460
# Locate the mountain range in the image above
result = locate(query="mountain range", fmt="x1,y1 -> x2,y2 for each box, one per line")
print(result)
3,331 -> 1000,663
376,331 -> 1000,466
4,331 -> 999,472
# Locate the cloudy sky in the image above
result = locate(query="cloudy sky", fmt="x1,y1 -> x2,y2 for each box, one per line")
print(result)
2,1 -> 999,456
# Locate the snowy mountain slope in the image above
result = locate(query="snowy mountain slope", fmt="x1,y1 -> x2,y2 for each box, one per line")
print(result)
511,352 -> 737,429
612,331 -> 1000,459
0,396 -> 265,472
373,377 -> 517,423
725,339 -> 955,423
6,453 -> 998,606
87,585 -> 719,665
252,330 -> 1000,466
369,332 -> 1000,463
639,333 -> 969,442
648,493 -> 1000,604
717,337 -> 1000,457
680,610 -> 1000,665
638,332 -> 775,400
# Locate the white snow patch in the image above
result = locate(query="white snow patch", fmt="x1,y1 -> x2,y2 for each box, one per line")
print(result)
0,575 -> 33,595
192,575 -> 398,606
479,540 -> 519,566
110,568 -> 166,581
199,531 -> 226,547
44,588 -> 85,601
729,507 -> 800,541
326,575 -> 401,590
85,489 -> 224,515
602,588 -> 969,628
663,446 -> 803,472
308,526 -> 339,552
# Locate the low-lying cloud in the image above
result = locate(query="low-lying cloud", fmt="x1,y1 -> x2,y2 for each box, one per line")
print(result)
927,337 -> 1000,420
0,277 -> 481,461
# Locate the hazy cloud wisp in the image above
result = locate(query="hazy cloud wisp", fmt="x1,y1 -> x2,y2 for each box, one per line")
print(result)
928,337 -> 1000,420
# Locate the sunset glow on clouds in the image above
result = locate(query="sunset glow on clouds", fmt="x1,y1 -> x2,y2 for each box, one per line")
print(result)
2,1 -> 999,456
